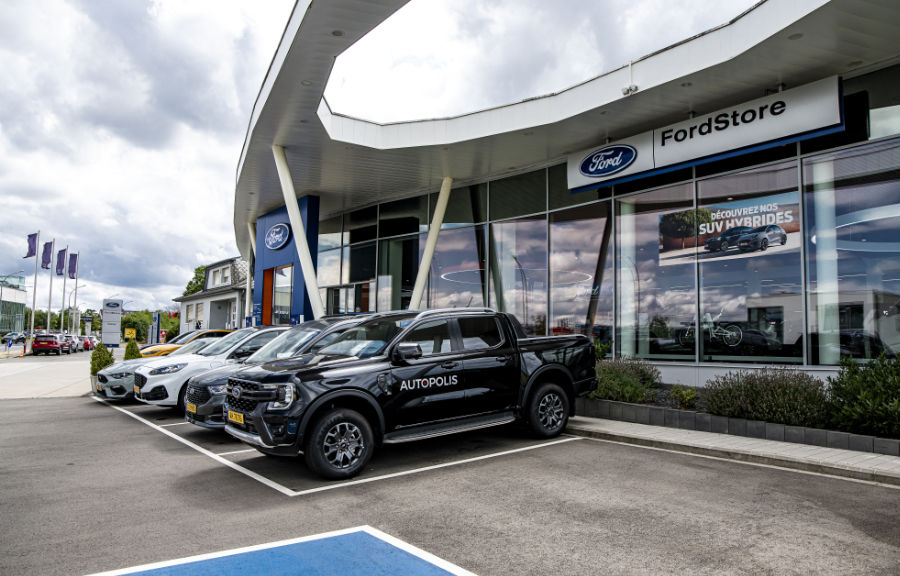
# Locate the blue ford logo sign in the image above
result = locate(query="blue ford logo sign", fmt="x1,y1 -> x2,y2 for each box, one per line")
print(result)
105,302 -> 120,308
579,145 -> 637,178
265,223 -> 291,250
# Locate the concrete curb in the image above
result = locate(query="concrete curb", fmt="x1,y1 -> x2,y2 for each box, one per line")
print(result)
566,420 -> 900,488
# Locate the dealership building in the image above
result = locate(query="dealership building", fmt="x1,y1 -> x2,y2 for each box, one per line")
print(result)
233,0 -> 900,385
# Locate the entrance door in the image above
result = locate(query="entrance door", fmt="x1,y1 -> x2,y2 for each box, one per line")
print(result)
324,282 -> 376,315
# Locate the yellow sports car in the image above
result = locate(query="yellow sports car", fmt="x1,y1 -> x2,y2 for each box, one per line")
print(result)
140,329 -> 232,357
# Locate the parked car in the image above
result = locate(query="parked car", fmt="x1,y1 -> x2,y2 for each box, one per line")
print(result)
81,336 -> 93,351
2,332 -> 26,344
224,308 -> 596,479
32,334 -> 65,355
134,327 -> 288,410
185,316 -> 370,429
140,329 -> 232,358
737,224 -> 788,252
704,226 -> 753,252
95,337 -> 219,400
64,335 -> 83,352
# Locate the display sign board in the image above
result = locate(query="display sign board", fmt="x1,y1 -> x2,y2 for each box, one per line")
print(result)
160,329 -> 167,343
101,299 -> 123,347
124,328 -> 136,339
568,77 -> 842,189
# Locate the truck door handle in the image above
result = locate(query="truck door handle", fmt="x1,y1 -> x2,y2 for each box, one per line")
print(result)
441,361 -> 459,369
495,356 -> 508,363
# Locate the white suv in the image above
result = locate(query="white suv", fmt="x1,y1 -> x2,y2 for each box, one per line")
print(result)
133,327 -> 287,410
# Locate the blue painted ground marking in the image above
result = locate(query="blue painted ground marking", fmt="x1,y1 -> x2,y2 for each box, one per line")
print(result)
87,526 -> 476,576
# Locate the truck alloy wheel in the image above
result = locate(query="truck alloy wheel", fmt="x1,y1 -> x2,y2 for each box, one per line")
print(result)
306,408 -> 373,480
528,383 -> 568,438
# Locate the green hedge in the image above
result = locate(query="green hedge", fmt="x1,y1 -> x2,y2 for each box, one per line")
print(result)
828,354 -> 900,438
591,357 -> 660,404
704,368 -> 828,428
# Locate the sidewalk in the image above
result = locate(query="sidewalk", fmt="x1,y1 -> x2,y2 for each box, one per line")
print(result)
567,416 -> 900,488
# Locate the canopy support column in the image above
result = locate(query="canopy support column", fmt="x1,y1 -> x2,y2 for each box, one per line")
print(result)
409,176 -> 452,310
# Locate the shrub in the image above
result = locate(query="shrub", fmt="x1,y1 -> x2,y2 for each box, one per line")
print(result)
591,357 -> 661,404
704,368 -> 828,428
828,354 -> 900,438
90,345 -> 115,376
670,384 -> 697,410
124,339 -> 142,360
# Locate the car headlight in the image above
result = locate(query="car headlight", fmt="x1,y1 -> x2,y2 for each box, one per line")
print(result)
268,384 -> 294,410
109,372 -> 133,379
209,384 -> 228,395
149,363 -> 186,375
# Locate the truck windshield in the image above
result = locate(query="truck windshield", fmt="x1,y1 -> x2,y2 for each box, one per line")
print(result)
316,314 -> 416,359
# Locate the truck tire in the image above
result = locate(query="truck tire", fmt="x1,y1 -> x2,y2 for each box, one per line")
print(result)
527,383 -> 569,438
305,408 -> 373,480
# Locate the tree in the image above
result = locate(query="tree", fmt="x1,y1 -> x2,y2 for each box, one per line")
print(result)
660,208 -> 713,250
183,265 -> 206,296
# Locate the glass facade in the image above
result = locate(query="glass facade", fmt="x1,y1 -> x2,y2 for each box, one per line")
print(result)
298,69 -> 900,364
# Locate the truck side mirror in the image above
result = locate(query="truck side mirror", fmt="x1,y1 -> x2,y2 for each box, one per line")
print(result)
392,343 -> 423,363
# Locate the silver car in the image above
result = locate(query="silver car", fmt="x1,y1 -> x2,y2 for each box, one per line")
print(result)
94,337 -> 217,400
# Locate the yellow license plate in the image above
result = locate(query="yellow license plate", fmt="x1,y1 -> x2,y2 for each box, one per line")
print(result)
228,410 -> 244,425
186,402 -> 197,414
96,384 -> 103,392
134,385 -> 141,396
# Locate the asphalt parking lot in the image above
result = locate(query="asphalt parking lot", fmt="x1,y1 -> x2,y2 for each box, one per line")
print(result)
2,387 -> 899,576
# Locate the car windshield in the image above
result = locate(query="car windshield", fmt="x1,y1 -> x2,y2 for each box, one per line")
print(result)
166,330 -> 197,345
726,227 -> 752,234
247,325 -> 323,363
750,226 -> 768,233
169,338 -> 215,356
197,328 -> 255,356
316,314 -> 416,359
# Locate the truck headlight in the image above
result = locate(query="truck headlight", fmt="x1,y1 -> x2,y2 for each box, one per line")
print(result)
209,384 -> 228,395
149,363 -> 186,375
268,384 -> 294,410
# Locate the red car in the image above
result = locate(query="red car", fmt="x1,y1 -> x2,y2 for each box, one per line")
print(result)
32,334 -> 66,355
81,336 -> 93,351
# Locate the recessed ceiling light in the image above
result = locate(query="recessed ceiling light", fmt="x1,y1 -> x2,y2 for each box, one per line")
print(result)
300,80 -> 313,86
681,82 -> 692,88
331,30 -> 344,37
788,32 -> 803,40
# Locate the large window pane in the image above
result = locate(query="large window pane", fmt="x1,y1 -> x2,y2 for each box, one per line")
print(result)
489,170 -> 546,220
318,216 -> 344,250
697,162 -> 802,363
549,164 -> 609,210
489,216 -> 547,335
428,225 -> 487,309
317,248 -> 341,287
379,196 -> 427,236
346,207 -> 377,243
617,184 -> 695,360
804,138 -> 900,363
377,234 -> 425,311
550,203 -> 613,345
431,184 -> 487,228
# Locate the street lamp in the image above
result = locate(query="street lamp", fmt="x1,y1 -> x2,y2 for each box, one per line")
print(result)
0,270 -> 25,333
67,284 -> 86,333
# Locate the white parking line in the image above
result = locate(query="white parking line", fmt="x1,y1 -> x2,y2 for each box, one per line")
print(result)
216,448 -> 257,456
159,422 -> 191,428
93,396 -> 581,497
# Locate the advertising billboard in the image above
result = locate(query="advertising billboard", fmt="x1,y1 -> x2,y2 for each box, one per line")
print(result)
101,299 -> 123,347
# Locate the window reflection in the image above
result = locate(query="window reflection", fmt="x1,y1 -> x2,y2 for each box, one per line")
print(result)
272,264 -> 292,325
617,184 -> 695,360
697,162 -> 802,363
378,234 -> 425,311
804,139 -> 900,363
549,203 -> 613,344
428,225 -> 487,309
490,216 -> 547,335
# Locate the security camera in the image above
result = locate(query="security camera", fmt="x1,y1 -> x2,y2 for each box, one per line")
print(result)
622,84 -> 639,96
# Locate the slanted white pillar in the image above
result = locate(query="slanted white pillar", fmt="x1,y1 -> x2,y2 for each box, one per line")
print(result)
409,176 -> 453,310
245,222 -> 256,323
272,145 -> 325,319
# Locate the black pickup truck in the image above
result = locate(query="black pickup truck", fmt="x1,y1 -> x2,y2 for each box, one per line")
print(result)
224,308 -> 596,479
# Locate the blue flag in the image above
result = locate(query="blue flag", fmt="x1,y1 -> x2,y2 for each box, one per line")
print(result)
24,232 -> 38,258
56,248 -> 67,276
68,253 -> 78,280
41,242 -> 53,269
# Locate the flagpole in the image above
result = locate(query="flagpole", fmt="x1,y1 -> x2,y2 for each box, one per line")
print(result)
29,231 -> 39,344
47,240 -> 55,333
59,246 -> 68,333
71,254 -> 80,334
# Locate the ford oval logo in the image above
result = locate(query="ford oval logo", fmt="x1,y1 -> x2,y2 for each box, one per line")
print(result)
265,223 -> 291,250
579,145 -> 637,178
105,302 -> 120,308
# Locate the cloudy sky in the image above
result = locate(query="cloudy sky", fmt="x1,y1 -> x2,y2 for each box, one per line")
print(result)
0,0 -> 757,317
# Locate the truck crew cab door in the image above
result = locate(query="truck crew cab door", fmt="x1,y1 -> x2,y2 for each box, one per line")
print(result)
457,315 -> 518,414
389,319 -> 467,426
